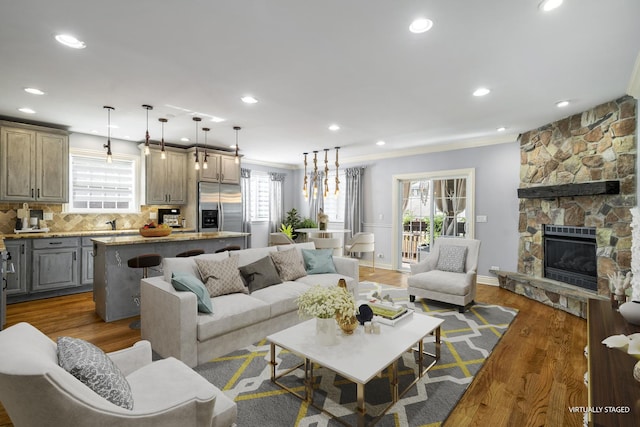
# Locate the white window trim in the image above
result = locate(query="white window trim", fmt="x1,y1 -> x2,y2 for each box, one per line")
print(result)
63,148 -> 141,214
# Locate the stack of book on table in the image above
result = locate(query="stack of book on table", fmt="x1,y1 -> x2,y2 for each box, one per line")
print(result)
369,302 -> 413,325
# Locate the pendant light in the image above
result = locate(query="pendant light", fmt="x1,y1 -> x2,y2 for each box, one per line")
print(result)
233,126 -> 241,164
193,117 -> 201,170
103,106 -> 114,163
302,152 -> 309,200
334,146 -> 340,197
142,104 -> 153,155
202,127 -> 210,169
323,148 -> 329,198
312,151 -> 318,199
158,118 -> 167,160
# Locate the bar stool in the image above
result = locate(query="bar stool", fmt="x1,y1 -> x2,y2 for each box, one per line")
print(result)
127,253 -> 162,329
176,249 -> 205,258
215,245 -> 241,253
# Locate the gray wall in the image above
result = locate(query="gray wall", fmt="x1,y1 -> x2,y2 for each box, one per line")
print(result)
293,141 -> 521,278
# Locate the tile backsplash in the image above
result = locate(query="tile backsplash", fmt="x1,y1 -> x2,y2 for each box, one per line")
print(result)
0,203 -> 166,234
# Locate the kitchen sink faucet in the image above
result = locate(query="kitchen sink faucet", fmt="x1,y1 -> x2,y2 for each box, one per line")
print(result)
106,219 -> 116,230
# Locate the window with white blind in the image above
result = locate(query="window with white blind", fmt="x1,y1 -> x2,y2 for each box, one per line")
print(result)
322,170 -> 346,222
67,152 -> 139,213
250,171 -> 270,221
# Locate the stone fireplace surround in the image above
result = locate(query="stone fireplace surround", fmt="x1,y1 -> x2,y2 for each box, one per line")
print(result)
498,95 -> 637,318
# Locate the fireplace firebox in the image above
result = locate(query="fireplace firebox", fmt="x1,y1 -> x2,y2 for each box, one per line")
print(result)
543,225 -> 597,291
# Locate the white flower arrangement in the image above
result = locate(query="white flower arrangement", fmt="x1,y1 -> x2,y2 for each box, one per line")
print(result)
630,207 -> 640,301
297,285 -> 355,319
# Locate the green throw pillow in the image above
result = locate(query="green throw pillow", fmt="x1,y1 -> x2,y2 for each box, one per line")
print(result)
171,273 -> 214,314
301,249 -> 337,274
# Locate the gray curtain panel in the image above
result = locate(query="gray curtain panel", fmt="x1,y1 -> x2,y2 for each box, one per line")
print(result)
344,167 -> 364,236
269,172 -> 285,233
240,168 -> 252,247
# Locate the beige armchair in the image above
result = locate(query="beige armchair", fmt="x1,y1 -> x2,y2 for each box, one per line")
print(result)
344,232 -> 375,270
268,232 -> 295,246
0,322 -> 237,427
408,238 -> 481,313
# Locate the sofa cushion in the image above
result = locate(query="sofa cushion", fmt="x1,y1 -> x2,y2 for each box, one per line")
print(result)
236,246 -> 279,267
301,249 -> 337,274
436,245 -> 467,273
250,281 -> 311,317
238,256 -> 282,293
57,336 -> 134,410
270,248 -> 307,281
196,254 -> 248,298
196,293 -> 271,341
171,273 -> 214,314
163,252 -> 228,282
409,270 -> 471,295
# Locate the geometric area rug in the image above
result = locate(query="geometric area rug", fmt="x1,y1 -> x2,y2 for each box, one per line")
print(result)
194,281 -> 518,427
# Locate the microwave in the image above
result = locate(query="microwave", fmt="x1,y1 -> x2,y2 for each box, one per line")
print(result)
158,208 -> 181,227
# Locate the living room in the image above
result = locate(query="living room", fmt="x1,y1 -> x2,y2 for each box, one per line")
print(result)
1,1 -> 640,426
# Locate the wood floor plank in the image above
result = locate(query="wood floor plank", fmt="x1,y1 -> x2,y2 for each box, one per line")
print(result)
0,267 -> 587,427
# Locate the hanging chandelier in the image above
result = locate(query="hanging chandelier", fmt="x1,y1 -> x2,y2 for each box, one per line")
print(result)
323,148 -> 329,198
103,106 -> 114,163
202,127 -> 210,169
233,126 -> 241,164
334,146 -> 340,197
142,104 -> 153,155
312,151 -> 318,199
302,152 -> 309,200
158,118 -> 167,159
193,117 -> 201,170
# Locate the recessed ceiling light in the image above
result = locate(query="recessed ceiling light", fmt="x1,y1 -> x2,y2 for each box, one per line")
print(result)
473,87 -> 491,97
181,137 -> 190,142
241,95 -> 258,104
376,140 -> 386,146
210,116 -> 226,123
24,87 -> 45,95
54,34 -> 86,49
123,135 -> 131,140
409,18 -> 433,34
539,0 -> 563,12
556,100 -> 570,108
328,124 -> 340,131
497,127 -> 506,132
18,107 -> 36,114
91,129 -> 98,133
107,124 -> 119,129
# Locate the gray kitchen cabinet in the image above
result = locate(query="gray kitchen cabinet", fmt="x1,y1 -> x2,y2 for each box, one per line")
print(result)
145,147 -> 187,204
198,153 -> 240,184
31,238 -> 79,293
0,122 -> 69,202
3,240 -> 28,296
81,237 -> 94,285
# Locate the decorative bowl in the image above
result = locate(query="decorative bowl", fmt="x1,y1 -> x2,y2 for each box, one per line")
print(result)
139,227 -> 172,237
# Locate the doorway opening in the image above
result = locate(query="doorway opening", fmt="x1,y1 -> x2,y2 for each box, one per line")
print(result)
392,169 -> 475,271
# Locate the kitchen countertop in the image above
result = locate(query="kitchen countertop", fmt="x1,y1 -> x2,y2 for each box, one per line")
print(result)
91,231 -> 249,246
1,228 -> 197,240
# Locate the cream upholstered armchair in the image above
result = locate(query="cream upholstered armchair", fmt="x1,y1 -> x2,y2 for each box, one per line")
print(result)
0,322 -> 237,427
408,237 -> 481,313
344,232 -> 375,270
269,232 -> 295,246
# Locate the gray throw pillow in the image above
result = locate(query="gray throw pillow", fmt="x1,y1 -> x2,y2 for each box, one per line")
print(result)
171,273 -> 214,313
270,248 -> 307,281
195,254 -> 248,298
239,256 -> 283,293
301,249 -> 337,274
436,245 -> 468,273
57,336 -> 134,410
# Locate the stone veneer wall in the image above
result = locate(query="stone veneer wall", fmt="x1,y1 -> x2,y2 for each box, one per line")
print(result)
518,95 -> 637,296
0,203 -> 165,234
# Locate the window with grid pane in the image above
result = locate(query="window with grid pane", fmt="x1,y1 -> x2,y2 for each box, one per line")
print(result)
250,171 -> 270,221
69,154 -> 138,213
322,170 -> 345,222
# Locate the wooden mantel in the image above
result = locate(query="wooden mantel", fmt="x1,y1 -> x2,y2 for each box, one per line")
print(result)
517,180 -> 620,199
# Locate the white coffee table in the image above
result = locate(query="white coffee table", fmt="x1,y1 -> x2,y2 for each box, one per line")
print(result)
267,312 -> 443,426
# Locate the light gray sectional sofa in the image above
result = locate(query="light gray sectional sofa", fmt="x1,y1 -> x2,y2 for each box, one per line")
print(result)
141,243 -> 359,368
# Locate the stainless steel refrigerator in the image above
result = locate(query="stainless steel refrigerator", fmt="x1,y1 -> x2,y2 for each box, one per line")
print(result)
197,181 -> 242,232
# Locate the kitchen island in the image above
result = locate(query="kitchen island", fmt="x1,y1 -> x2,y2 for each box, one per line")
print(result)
92,231 -> 249,322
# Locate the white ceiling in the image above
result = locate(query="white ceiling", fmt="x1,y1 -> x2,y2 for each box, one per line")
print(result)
1,0 -> 639,167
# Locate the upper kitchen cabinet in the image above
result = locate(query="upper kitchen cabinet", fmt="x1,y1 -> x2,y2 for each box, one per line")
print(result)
0,122 -> 69,203
145,147 -> 187,204
198,152 -> 241,184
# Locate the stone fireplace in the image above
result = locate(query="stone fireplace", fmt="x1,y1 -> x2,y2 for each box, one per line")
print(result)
499,95 -> 637,317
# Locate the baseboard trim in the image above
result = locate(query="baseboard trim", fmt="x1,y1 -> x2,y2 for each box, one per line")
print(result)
478,275 -> 499,286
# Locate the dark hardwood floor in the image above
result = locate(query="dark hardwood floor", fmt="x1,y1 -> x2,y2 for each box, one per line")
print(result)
0,267 -> 587,426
